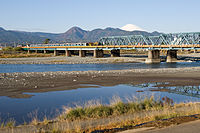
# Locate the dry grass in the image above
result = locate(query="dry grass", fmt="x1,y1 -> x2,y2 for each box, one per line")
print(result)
52,97 -> 200,133
59,96 -> 161,120
0,119 -> 15,128
0,53 -> 52,58
49,60 -> 66,63
1,97 -> 200,133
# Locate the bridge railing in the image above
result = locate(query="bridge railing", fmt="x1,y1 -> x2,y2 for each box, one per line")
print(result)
25,32 -> 200,48
28,43 -> 88,47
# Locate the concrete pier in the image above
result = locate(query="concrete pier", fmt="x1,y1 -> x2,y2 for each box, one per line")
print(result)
35,50 -> 38,53
27,49 -> 30,54
65,50 -> 71,57
44,50 -> 47,54
166,50 -> 177,63
111,49 -> 120,57
145,50 -> 161,63
94,50 -> 104,58
79,50 -> 86,57
54,50 -> 59,56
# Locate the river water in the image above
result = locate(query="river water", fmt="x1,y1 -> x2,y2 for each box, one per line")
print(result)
0,61 -> 200,73
0,62 -> 200,124
0,83 -> 200,124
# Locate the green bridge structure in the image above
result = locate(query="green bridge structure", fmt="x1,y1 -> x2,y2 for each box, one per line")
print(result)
22,32 -> 200,63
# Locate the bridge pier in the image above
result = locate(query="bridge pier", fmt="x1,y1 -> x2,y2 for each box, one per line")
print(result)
145,50 -> 161,63
111,49 -> 120,57
27,49 -> 30,54
35,50 -> 38,53
166,50 -> 177,63
94,50 -> 104,58
44,50 -> 47,54
65,50 -> 71,57
79,50 -> 86,57
54,50 -> 59,56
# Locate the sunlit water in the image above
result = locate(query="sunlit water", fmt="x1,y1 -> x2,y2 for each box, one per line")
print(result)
0,61 -> 200,73
0,83 -> 200,124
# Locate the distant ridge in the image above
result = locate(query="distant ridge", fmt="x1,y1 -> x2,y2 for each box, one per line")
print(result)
0,27 -> 5,31
0,26 -> 161,46
60,27 -> 88,42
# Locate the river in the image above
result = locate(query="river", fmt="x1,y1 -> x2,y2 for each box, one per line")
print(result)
1,62 -> 200,124
0,62 -> 200,73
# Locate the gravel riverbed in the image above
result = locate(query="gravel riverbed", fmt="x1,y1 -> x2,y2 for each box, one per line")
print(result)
1,67 -> 200,98
0,56 -> 145,64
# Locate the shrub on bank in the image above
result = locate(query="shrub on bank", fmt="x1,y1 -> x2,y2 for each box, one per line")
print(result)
63,97 -> 163,121
2,47 -> 22,51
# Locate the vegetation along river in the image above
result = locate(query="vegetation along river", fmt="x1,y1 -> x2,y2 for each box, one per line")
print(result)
0,83 -> 200,125
1,62 -> 200,125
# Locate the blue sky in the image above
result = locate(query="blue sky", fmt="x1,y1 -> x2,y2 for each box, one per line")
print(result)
1,0 -> 200,33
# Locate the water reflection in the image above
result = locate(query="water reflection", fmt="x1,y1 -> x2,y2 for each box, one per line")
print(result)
155,86 -> 200,98
135,82 -> 169,87
0,83 -> 200,124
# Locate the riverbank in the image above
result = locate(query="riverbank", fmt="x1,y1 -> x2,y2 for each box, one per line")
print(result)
1,66 -> 200,132
0,52 -> 200,64
1,67 -> 200,98
1,100 -> 200,133
0,55 -> 145,64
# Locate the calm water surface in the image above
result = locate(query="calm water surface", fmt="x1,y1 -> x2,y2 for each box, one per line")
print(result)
1,62 -> 200,124
0,62 -> 200,73
0,83 -> 200,124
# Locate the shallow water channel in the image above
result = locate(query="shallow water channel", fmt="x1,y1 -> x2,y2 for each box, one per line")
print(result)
0,61 -> 200,73
0,83 -> 200,125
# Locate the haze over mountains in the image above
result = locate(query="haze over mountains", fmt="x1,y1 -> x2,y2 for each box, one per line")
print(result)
0,26 -> 161,46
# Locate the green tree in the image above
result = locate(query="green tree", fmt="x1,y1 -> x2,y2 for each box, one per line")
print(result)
13,47 -> 22,51
43,38 -> 50,44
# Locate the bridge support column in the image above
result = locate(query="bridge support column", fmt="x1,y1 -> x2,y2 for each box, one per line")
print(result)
65,50 -> 71,57
111,49 -> 120,57
94,50 -> 104,58
35,50 -> 38,53
54,50 -> 59,56
27,49 -> 30,54
166,50 -> 177,63
79,50 -> 86,57
44,50 -> 47,54
145,50 -> 160,64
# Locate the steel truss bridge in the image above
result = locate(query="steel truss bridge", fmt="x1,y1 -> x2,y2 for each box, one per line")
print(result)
98,32 -> 200,50
22,32 -> 200,51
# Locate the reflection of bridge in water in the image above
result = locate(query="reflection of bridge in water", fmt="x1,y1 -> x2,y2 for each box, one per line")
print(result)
134,83 -> 200,98
160,86 -> 200,98
22,32 -> 200,63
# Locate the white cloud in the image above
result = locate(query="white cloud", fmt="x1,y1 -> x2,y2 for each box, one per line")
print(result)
121,24 -> 145,31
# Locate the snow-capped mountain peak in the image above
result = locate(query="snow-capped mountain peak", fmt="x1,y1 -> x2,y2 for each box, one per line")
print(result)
121,24 -> 144,31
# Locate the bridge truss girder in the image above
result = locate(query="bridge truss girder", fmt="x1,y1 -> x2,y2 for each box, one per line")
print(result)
99,32 -> 200,46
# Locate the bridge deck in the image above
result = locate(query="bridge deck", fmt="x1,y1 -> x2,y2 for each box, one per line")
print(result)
22,44 -> 200,51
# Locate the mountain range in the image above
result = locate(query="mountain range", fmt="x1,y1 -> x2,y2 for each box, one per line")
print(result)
0,26 -> 161,46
